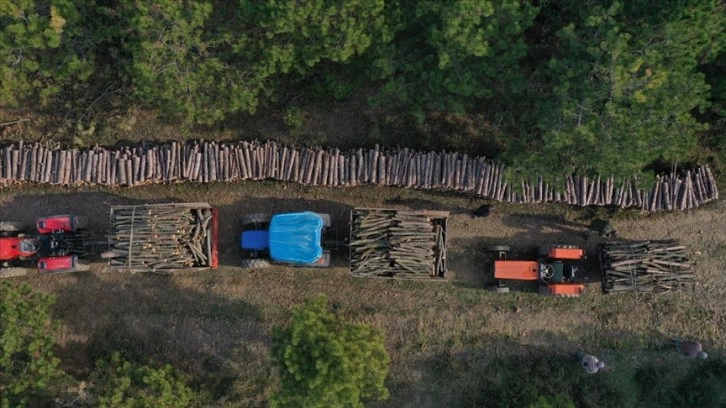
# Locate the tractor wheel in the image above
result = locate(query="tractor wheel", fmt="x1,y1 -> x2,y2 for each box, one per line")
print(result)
0,221 -> 24,232
241,213 -> 271,227
489,285 -> 510,293
539,285 -> 580,298
487,245 -> 511,252
241,258 -> 271,269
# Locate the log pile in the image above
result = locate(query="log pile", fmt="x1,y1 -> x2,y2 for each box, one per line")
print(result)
598,240 -> 696,294
0,141 -> 718,212
349,208 -> 448,279
103,203 -> 216,272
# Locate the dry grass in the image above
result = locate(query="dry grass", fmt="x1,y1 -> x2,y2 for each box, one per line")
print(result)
1,182 -> 724,407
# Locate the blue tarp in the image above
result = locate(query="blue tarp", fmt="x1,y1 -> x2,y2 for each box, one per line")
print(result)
269,212 -> 324,263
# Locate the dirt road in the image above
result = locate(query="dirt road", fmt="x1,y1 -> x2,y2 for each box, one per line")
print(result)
1,182 -> 724,407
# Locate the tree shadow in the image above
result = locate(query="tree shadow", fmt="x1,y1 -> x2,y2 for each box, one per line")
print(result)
377,335 -> 631,408
46,270 -> 266,401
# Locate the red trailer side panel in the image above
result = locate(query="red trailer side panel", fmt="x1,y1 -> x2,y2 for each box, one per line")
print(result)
210,207 -> 219,269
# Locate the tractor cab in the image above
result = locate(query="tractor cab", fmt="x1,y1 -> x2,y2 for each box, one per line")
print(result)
240,211 -> 331,268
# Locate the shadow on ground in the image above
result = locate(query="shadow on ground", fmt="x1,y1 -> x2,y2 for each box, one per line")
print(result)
377,336 -> 628,408
41,269 -> 266,399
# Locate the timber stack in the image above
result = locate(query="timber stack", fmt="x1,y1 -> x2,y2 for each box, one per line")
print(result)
102,202 -> 219,273
349,208 -> 448,280
0,141 -> 718,212
598,240 -> 695,294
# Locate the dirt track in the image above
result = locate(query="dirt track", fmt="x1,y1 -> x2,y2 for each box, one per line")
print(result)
1,182 -> 724,407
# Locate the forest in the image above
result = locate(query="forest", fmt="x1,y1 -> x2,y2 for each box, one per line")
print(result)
1,0 -> 724,182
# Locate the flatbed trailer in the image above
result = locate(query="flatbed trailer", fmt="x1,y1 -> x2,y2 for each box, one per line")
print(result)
103,202 -> 219,273
349,208 -> 448,280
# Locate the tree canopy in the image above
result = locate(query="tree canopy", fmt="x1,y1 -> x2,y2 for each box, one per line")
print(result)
0,0 -> 94,106
507,0 -> 726,179
270,294 -> 390,408
89,352 -> 194,408
0,282 -> 64,407
1,0 -> 724,180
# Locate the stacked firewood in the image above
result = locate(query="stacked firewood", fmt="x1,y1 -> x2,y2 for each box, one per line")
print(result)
350,208 -> 448,280
0,141 -> 718,212
598,240 -> 696,294
104,204 -> 213,271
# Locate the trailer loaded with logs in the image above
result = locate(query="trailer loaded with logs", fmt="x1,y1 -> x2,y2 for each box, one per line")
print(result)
598,240 -> 695,294
349,208 -> 448,280
102,203 -> 219,273
0,215 -> 90,277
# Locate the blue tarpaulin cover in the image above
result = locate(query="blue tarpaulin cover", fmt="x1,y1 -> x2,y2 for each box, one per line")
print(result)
269,212 -> 323,263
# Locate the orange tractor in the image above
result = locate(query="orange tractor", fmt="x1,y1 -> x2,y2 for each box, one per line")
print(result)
487,245 -> 586,297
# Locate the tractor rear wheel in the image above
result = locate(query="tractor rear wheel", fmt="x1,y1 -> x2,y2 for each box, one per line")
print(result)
538,285 -> 553,296
487,245 -> 511,252
538,285 -> 580,297
241,258 -> 271,269
241,213 -> 271,227
0,221 -> 24,233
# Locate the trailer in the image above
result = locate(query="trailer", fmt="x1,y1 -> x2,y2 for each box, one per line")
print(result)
102,202 -> 219,273
349,208 -> 448,279
598,240 -> 695,294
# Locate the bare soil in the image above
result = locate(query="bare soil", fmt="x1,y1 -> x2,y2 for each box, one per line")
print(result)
1,182 -> 724,407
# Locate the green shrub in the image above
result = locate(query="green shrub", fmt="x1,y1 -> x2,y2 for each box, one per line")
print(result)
0,282 -> 64,408
90,352 -> 194,408
270,294 -> 390,408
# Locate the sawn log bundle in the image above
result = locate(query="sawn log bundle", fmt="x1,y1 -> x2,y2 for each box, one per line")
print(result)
598,240 -> 695,294
350,208 -> 448,280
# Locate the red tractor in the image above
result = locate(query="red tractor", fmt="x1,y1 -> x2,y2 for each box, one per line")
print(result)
0,215 -> 89,276
487,245 -> 586,297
